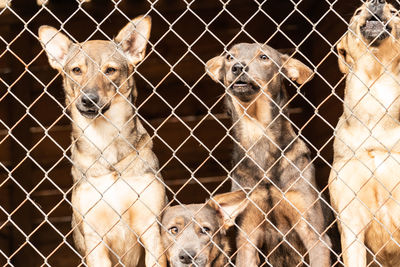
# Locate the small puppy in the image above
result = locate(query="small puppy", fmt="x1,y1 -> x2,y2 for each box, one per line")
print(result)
162,190 -> 249,267
38,16 -> 166,266
330,0 -> 400,266
206,43 -> 332,266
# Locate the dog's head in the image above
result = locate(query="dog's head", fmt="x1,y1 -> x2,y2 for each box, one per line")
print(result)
161,189 -> 249,267
205,43 -> 313,103
337,0 -> 400,73
38,15 -> 151,119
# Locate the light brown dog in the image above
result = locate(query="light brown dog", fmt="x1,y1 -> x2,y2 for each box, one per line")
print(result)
329,0 -> 400,266
206,43 -> 332,266
38,16 -> 167,267
161,190 -> 249,267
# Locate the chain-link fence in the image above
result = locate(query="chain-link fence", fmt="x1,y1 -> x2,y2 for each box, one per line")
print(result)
1,0 -> 400,266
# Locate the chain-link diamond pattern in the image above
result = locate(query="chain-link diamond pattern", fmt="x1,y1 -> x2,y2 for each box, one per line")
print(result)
1,0 -> 400,266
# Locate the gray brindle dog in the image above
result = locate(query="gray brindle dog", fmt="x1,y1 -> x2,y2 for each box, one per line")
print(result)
206,43 -> 332,266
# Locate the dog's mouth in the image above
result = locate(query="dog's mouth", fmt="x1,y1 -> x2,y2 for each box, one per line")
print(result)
360,15 -> 392,45
77,103 -> 110,119
173,263 -> 206,267
171,259 -> 207,267
229,79 -> 260,102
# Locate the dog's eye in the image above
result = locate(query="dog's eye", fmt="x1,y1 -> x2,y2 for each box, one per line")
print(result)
260,54 -> 268,60
391,9 -> 398,16
105,67 -> 117,75
226,54 -> 233,61
200,227 -> 211,234
355,9 -> 362,16
72,67 -> 82,75
338,48 -> 347,58
168,227 -> 179,235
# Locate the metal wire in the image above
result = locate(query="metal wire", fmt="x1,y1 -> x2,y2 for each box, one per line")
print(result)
2,0 -> 400,266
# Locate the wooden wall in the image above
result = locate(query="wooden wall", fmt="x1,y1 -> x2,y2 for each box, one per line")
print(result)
0,0 -> 378,265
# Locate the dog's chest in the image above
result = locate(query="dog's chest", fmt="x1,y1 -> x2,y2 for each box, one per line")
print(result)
72,172 -> 160,265
84,122 -> 119,149
337,73 -> 400,156
347,73 -> 400,123
238,119 -> 269,150
353,150 -> 400,256
81,121 -> 128,164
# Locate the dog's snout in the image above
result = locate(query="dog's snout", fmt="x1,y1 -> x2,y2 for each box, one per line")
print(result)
370,0 -> 385,5
232,63 -> 243,75
369,0 -> 385,18
231,63 -> 244,76
232,63 -> 248,76
81,92 -> 99,108
178,250 -> 196,264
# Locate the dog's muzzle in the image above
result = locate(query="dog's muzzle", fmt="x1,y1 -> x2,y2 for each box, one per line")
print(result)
76,92 -> 110,119
229,76 -> 260,102
360,0 -> 392,44
171,250 -> 206,267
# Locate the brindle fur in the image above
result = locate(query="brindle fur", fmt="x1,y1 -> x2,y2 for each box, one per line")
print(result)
38,16 -> 167,267
206,43 -> 332,267
161,190 -> 249,267
330,1 -> 400,266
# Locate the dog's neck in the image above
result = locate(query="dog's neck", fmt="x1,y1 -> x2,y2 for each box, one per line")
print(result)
343,52 -> 400,127
226,85 -> 293,150
226,85 -> 296,169
69,92 -> 154,178
335,50 -> 400,157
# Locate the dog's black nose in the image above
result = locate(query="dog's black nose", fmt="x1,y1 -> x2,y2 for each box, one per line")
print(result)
232,63 -> 245,76
178,250 -> 196,264
81,93 -> 99,108
369,0 -> 385,18
370,0 -> 385,4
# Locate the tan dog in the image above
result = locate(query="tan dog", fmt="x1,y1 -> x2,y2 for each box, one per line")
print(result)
329,0 -> 400,266
161,190 -> 249,267
38,16 -> 167,267
206,43 -> 332,266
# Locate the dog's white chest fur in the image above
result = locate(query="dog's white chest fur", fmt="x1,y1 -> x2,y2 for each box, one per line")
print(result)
75,114 -> 129,172
336,71 -> 400,155
240,117 -> 266,149
83,120 -> 119,153
347,72 -> 400,120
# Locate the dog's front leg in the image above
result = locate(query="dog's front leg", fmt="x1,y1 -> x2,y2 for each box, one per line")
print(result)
235,227 -> 263,267
330,162 -> 371,267
140,222 -> 167,267
235,240 -> 259,267
338,213 -> 367,267
83,224 -> 112,267
293,217 -> 331,267
132,177 -> 167,267
284,190 -> 331,267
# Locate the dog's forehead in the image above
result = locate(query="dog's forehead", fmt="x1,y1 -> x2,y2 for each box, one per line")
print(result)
229,43 -> 279,59
69,40 -> 125,63
162,204 -> 219,225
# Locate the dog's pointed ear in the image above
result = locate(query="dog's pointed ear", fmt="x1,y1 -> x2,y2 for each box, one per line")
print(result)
280,54 -> 314,84
115,15 -> 151,65
208,188 -> 250,230
38,26 -> 72,71
205,56 -> 225,82
337,35 -> 352,74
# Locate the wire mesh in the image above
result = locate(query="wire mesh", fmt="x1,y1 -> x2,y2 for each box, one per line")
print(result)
1,0 -> 400,266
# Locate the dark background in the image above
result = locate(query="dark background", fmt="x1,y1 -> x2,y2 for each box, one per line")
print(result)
0,0 -> 388,265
